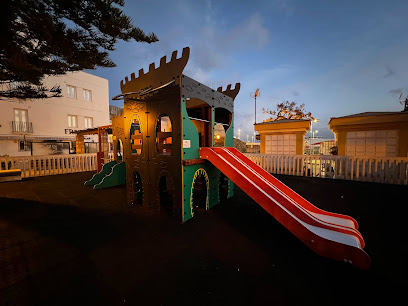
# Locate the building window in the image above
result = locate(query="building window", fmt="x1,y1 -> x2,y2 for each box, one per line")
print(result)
13,108 -> 32,133
68,115 -> 78,128
84,117 -> 93,129
18,140 -> 32,152
67,85 -> 76,99
14,108 -> 28,123
83,89 -> 92,101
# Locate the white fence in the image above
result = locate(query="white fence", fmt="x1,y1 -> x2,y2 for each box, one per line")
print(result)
0,153 -> 97,178
245,154 -> 408,185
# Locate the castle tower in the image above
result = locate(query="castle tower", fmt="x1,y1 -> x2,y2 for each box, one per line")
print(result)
112,47 -> 240,222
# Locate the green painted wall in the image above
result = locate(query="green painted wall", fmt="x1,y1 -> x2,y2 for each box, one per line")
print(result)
182,163 -> 220,222
182,98 -> 200,160
182,98 -> 223,222
225,115 -> 234,147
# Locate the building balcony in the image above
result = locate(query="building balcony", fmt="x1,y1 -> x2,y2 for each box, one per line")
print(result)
12,121 -> 33,133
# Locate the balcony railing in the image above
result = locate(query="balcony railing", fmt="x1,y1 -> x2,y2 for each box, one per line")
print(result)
12,121 -> 33,133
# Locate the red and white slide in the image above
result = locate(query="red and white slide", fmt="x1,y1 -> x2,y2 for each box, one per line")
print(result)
200,147 -> 371,269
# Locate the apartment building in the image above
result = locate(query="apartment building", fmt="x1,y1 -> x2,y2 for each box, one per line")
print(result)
0,71 -> 110,156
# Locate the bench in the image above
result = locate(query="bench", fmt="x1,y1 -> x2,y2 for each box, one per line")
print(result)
0,169 -> 23,182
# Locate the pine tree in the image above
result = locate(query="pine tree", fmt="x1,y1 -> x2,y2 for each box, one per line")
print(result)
0,0 -> 158,99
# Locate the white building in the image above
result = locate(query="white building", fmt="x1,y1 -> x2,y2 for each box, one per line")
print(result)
0,71 -> 110,156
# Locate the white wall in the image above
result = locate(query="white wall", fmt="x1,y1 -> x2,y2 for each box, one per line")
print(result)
0,71 -> 110,156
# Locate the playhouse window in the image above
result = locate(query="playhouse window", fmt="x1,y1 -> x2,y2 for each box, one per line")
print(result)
214,108 -> 232,147
156,114 -> 172,155
131,117 -> 142,155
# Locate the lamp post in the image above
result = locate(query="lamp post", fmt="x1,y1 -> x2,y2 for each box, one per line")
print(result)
309,119 -> 318,155
250,89 -> 260,124
238,128 -> 241,140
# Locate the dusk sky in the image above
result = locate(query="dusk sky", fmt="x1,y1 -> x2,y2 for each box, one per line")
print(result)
90,0 -> 408,140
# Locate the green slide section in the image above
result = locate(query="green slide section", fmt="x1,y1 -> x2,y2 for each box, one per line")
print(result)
93,162 -> 126,190
225,115 -> 234,147
84,160 -> 116,186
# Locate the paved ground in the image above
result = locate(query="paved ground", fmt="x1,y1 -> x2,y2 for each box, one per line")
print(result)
0,172 -> 407,306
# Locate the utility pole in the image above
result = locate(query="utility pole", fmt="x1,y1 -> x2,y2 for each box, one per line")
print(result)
250,89 -> 260,124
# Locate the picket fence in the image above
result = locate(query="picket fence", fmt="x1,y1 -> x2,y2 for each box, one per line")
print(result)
245,154 -> 408,185
0,153 -> 98,178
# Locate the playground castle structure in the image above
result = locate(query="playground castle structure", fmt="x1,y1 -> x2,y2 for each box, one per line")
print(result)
109,47 -> 240,222
86,47 -> 371,269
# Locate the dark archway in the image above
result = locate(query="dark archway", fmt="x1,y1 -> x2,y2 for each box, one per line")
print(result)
192,173 -> 208,214
219,172 -> 229,201
159,175 -> 174,216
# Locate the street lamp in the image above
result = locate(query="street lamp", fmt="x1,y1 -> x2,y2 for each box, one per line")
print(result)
238,128 -> 241,140
250,89 -> 260,124
309,119 -> 318,155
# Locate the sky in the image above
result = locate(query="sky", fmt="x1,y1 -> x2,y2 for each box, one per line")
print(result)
89,0 -> 408,141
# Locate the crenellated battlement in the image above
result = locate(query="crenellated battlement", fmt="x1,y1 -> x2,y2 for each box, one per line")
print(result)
120,47 -> 190,94
217,83 -> 241,99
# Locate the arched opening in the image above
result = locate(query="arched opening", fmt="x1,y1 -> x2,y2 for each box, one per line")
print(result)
133,171 -> 143,205
116,139 -> 123,161
214,108 -> 232,147
192,174 -> 208,214
130,116 -> 142,155
159,175 -> 174,216
156,114 -> 172,155
214,123 -> 226,147
219,172 -> 229,201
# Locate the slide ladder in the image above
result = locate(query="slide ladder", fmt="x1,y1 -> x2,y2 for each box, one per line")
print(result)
200,147 -> 371,269
85,161 -> 126,190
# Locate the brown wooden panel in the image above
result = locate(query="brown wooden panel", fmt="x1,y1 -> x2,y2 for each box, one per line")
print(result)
157,143 -> 172,150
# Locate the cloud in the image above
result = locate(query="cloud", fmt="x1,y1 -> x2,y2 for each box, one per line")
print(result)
388,88 -> 404,96
270,0 -> 296,18
185,12 -> 269,74
383,66 -> 395,78
224,13 -> 270,50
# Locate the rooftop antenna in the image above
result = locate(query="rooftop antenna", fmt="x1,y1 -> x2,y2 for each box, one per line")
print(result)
399,93 -> 408,111
250,88 -> 260,124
